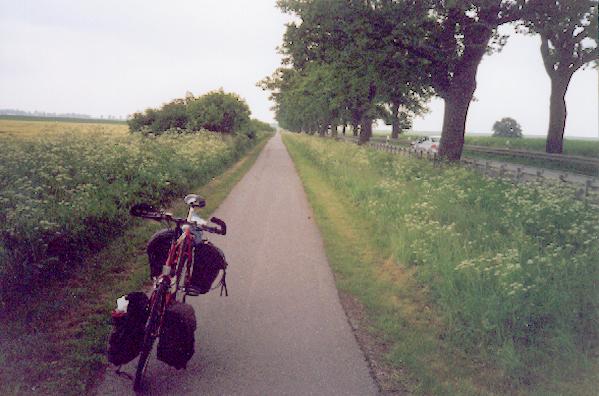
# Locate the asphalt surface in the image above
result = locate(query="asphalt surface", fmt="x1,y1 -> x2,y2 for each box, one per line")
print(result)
96,133 -> 378,395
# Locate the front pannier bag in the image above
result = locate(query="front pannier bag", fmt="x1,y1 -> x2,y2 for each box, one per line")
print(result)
146,229 -> 176,278
189,241 -> 228,295
157,302 -> 197,369
107,292 -> 149,366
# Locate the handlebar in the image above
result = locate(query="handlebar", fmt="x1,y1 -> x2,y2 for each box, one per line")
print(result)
130,203 -> 226,235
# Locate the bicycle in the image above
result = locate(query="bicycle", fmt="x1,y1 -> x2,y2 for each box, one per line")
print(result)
129,194 -> 227,392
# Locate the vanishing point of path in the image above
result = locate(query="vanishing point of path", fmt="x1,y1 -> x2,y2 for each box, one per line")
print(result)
96,133 -> 378,395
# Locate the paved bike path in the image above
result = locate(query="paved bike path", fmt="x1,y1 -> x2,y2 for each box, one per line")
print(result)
97,133 -> 378,395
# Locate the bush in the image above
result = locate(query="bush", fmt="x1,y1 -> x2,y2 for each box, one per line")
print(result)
492,117 -> 523,138
247,118 -> 275,139
128,109 -> 158,132
128,90 -> 251,135
150,99 -> 188,132
186,89 -> 251,134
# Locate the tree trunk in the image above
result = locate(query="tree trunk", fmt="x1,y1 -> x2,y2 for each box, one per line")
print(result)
438,58 -> 482,161
331,122 -> 338,137
391,101 -> 400,139
318,123 -> 327,137
352,123 -> 359,137
437,26 -> 492,161
342,123 -> 346,135
358,83 -> 377,145
439,93 -> 472,160
546,74 -> 571,153
359,116 -> 372,145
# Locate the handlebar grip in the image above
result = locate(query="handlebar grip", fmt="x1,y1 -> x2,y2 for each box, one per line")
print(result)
210,217 -> 227,235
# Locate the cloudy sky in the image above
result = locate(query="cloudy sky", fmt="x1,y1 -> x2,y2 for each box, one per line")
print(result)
0,1 -> 597,138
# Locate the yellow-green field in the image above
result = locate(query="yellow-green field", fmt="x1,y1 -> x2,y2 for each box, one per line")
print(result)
0,119 -> 128,139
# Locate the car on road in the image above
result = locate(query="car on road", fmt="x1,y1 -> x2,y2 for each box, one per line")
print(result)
411,136 -> 440,153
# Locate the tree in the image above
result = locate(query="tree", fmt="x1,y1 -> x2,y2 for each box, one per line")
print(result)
187,89 -> 251,133
268,0 -> 431,144
521,0 -> 598,153
278,0 -> 384,143
492,117 -> 523,137
390,0 -> 522,160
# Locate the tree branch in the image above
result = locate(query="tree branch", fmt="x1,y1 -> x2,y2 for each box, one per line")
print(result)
540,36 -> 557,77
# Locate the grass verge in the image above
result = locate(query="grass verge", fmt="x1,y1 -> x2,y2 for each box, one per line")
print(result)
0,133 -> 271,395
283,133 -> 599,395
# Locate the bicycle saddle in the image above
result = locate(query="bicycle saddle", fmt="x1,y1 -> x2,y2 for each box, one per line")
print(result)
184,194 -> 206,208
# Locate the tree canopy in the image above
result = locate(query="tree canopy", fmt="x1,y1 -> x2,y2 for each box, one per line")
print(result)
262,0 -> 432,143
492,117 -> 523,137
520,0 -> 598,153
263,0 -> 595,159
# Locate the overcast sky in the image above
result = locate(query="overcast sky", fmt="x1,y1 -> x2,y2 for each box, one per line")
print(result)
1,1 -> 597,138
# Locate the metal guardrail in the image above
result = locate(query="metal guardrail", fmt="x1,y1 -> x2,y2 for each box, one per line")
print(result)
341,138 -> 599,204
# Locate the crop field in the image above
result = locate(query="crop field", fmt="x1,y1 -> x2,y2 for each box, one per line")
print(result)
0,120 -> 258,300
284,133 -> 599,393
0,118 -> 128,138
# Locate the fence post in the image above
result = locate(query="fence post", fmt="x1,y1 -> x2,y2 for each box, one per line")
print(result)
536,169 -> 544,181
516,167 -> 522,183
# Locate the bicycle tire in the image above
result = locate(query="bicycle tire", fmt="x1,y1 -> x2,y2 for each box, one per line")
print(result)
133,284 -> 165,392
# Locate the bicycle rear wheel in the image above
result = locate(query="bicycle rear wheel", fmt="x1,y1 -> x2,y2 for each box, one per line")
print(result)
133,283 -> 166,392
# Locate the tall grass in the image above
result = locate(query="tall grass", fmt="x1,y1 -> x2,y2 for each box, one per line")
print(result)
285,134 -> 599,383
0,129 -> 257,299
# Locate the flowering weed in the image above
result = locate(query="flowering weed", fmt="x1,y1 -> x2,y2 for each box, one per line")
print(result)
286,133 -> 599,384
0,124 -> 256,299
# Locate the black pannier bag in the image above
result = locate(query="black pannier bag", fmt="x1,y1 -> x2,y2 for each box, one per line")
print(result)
157,302 -> 197,369
147,229 -> 176,278
189,241 -> 228,295
107,292 -> 149,366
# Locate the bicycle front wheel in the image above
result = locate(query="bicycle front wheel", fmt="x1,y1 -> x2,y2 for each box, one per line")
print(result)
133,284 -> 165,392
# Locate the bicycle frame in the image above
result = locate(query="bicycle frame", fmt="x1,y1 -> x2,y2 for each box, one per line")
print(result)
131,197 -> 225,391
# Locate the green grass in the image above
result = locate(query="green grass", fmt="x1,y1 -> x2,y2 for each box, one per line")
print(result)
283,133 -> 599,395
0,133 -> 271,395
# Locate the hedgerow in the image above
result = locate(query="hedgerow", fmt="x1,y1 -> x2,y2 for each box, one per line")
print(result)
0,130 -> 256,300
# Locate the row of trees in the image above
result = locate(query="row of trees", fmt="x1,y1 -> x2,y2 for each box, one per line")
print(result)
128,89 -> 269,137
262,0 -> 598,159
